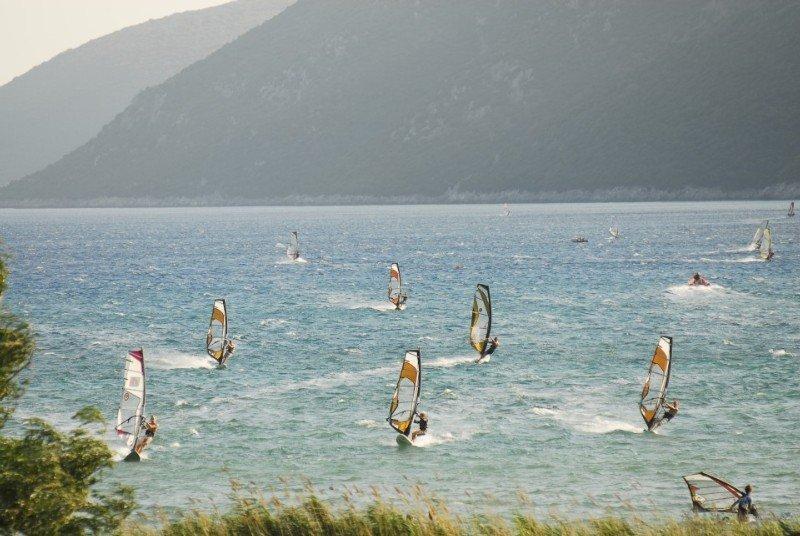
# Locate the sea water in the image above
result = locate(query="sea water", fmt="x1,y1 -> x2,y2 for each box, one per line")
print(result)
0,202 -> 797,518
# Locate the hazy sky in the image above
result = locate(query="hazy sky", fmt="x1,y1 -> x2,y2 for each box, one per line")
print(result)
0,0 -> 231,86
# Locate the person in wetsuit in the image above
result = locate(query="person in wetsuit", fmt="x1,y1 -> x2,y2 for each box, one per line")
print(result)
484,336 -> 500,356
736,485 -> 758,521
411,411 -> 428,441
222,340 -> 236,362
134,415 -> 158,454
662,400 -> 679,422
688,273 -> 710,286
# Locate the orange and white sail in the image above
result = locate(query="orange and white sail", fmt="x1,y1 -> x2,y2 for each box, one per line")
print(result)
206,299 -> 229,364
388,350 -> 421,436
639,336 -> 673,431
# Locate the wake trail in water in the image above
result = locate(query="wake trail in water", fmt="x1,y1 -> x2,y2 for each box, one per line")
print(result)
666,283 -> 726,298
327,294 -> 396,311
147,351 -> 214,370
531,406 -> 643,435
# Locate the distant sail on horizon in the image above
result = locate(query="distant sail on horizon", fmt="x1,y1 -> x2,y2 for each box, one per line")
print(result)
287,231 -> 300,260
639,336 -> 673,431
609,217 -> 620,239
115,349 -> 146,451
789,201 -> 795,217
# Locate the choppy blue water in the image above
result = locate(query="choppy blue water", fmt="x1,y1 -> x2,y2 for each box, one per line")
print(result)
1,202 -> 798,519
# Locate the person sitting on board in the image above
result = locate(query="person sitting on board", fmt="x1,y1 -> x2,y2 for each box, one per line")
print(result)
411,411 -> 428,441
222,339 -> 236,361
134,415 -> 158,454
484,336 -> 500,356
736,485 -> 758,521
688,272 -> 709,286
662,400 -> 679,422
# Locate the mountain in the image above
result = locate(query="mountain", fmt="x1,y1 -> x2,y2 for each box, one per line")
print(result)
0,0 -> 294,187
3,0 -> 799,206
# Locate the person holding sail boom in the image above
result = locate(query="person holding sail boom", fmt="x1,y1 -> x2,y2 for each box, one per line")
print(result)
736,485 -> 758,521
662,399 -> 679,422
411,411 -> 428,441
484,336 -> 500,356
222,339 -> 236,362
134,415 -> 158,454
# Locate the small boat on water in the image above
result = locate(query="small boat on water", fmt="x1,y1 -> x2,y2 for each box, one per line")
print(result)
572,236 -> 588,243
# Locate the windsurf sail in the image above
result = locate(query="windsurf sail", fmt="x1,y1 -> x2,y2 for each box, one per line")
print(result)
388,350 -> 421,436
639,336 -> 673,430
287,231 -> 300,260
115,349 -> 146,450
682,472 -> 742,513
206,299 -> 228,364
789,201 -> 795,217
502,203 -> 511,217
388,262 -> 406,307
750,220 -> 768,249
469,284 -> 492,355
609,217 -> 620,238
760,225 -> 773,260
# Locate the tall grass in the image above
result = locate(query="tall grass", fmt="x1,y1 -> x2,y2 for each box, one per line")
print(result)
125,489 -> 799,536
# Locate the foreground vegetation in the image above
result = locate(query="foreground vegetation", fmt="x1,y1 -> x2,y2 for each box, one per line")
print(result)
0,246 -> 135,534
125,492 -> 799,536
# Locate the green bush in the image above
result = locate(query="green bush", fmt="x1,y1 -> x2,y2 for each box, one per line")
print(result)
0,246 -> 135,534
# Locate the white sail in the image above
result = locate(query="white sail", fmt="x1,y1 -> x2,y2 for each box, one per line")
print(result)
609,217 -> 620,239
639,336 -> 673,431
206,299 -> 229,364
388,262 -> 406,309
470,284 -> 492,357
749,220 -> 768,250
287,231 -> 300,260
760,225 -> 773,260
502,203 -> 511,217
115,349 -> 146,449
388,350 -> 421,436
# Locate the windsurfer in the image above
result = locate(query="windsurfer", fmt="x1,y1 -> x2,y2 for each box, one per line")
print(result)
688,273 -> 709,286
736,485 -> 758,521
411,411 -> 428,441
662,400 -> 679,422
222,339 -> 236,361
484,336 -> 500,356
134,415 -> 158,454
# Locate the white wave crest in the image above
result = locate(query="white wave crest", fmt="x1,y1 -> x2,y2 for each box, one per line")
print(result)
147,351 -> 215,370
